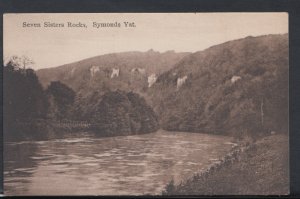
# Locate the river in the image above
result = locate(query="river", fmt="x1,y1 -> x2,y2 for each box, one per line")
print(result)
4,130 -> 236,195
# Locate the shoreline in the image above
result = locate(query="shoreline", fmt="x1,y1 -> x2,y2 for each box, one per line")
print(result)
163,138 -> 246,192
6,119 -> 238,142
163,134 -> 289,195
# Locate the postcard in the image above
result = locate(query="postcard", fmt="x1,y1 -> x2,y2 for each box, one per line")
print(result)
3,13 -> 289,196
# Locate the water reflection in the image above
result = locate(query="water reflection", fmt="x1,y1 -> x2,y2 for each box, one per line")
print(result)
4,130 -> 236,195
4,142 -> 39,194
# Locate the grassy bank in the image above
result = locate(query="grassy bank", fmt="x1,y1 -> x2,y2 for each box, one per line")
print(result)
163,134 -> 289,195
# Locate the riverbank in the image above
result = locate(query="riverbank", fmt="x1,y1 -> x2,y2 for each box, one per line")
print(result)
5,119 -> 156,141
4,120 -> 94,141
163,134 -> 289,195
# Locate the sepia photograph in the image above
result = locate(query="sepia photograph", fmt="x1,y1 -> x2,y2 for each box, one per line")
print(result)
3,13 -> 289,196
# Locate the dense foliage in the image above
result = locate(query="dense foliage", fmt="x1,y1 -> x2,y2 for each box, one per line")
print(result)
3,59 -> 77,140
148,34 -> 288,137
46,81 -> 76,119
3,61 -> 48,122
90,90 -> 159,136
4,58 -> 159,140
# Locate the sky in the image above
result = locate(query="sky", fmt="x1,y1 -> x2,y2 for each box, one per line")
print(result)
3,13 -> 288,70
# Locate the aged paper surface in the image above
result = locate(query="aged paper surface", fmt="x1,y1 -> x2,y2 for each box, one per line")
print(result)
3,13 -> 289,195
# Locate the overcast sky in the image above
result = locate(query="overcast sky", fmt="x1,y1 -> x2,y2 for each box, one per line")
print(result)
4,13 -> 288,70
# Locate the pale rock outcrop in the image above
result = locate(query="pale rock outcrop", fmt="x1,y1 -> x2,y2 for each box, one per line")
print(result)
177,75 -> 188,89
70,68 -> 76,76
111,68 -> 120,78
90,66 -> 100,77
148,74 -> 157,87
231,75 -> 241,83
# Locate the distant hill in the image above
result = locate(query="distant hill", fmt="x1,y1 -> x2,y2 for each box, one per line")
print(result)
36,34 -> 289,138
148,34 -> 288,137
36,50 -> 189,120
37,50 -> 190,96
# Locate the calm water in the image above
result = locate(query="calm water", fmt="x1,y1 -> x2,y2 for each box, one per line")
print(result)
4,130 -> 236,195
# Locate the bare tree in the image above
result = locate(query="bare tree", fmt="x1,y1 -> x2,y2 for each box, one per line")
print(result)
20,55 -> 35,70
6,55 -> 35,71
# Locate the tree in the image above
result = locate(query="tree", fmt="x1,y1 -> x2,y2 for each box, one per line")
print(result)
90,90 -> 159,136
46,81 -> 76,119
20,55 -> 35,70
3,57 -> 48,121
4,56 -> 49,140
5,55 -> 35,71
